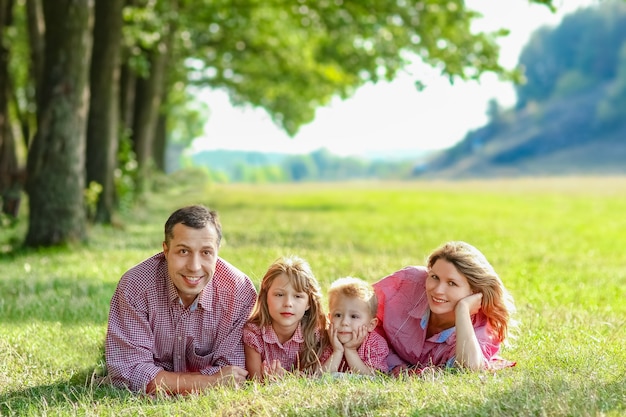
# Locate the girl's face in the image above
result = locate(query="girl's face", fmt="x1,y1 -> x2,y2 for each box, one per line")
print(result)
425,259 -> 473,318
266,273 -> 310,332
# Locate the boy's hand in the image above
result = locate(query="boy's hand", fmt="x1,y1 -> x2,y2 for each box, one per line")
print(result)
328,323 -> 345,353
343,325 -> 368,351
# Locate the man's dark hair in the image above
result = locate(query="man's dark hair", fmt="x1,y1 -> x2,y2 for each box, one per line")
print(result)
164,205 -> 222,245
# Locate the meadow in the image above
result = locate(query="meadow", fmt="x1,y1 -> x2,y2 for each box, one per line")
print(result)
1,172 -> 624,416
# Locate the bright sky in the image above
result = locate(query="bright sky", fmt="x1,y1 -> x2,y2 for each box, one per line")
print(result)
192,0 -> 598,157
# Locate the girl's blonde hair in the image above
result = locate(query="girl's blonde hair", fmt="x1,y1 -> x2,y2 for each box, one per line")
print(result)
427,241 -> 516,343
248,255 -> 328,373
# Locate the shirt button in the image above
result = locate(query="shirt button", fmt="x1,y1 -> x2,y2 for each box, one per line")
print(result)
178,336 -> 182,341
177,355 -> 181,359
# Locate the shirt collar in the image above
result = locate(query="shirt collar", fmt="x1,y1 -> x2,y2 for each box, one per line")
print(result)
261,323 -> 304,345
167,277 -> 205,311
421,309 -> 456,343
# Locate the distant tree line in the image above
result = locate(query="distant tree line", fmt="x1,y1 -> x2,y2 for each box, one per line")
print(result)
190,148 -> 418,183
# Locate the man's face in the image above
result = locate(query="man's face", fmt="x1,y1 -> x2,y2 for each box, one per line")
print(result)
163,222 -> 219,307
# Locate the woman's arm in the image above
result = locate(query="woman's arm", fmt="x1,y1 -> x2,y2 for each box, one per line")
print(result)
454,293 -> 485,370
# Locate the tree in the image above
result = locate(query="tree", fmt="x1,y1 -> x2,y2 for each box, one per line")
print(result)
24,0 -> 93,246
86,0 -> 124,223
517,0 -> 626,108
7,0 -> 558,247
0,0 -> 20,217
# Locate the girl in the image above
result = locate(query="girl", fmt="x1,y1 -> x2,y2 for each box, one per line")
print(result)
374,241 -> 516,374
244,255 -> 328,380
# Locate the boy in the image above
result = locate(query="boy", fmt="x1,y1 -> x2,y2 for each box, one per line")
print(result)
320,277 -> 389,375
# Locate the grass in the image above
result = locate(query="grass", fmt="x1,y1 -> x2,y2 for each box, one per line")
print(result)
1,172 -> 625,416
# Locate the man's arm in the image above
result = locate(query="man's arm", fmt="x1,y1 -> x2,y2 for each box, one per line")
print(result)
204,275 -> 258,373
146,366 -> 248,395
105,286 -> 164,392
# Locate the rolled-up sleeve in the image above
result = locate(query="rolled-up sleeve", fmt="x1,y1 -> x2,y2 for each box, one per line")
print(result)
198,274 -> 257,375
105,281 -> 163,392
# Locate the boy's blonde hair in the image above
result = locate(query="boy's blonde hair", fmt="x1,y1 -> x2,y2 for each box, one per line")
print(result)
327,276 -> 377,317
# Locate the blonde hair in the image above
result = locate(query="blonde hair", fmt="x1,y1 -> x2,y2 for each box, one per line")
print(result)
427,241 -> 516,343
248,255 -> 328,373
327,276 -> 377,318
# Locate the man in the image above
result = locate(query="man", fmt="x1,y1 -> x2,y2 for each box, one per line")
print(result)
105,205 -> 257,394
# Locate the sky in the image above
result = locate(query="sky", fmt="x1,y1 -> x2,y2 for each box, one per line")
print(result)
191,0 -> 599,157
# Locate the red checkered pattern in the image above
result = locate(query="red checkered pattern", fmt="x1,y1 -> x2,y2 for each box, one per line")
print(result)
105,253 -> 257,392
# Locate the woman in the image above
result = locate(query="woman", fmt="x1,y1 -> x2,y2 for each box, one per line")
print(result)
373,241 -> 516,375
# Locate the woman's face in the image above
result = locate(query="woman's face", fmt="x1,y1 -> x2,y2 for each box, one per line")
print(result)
425,259 -> 473,317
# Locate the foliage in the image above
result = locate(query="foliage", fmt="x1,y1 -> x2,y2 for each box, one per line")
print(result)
596,43 -> 626,127
516,0 -> 626,108
115,130 -> 139,215
1,176 -> 625,416
6,0 -> 36,150
181,0 -> 552,135
421,0 -> 626,178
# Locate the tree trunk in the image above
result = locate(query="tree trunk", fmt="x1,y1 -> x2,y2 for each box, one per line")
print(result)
153,113 -> 167,172
25,0 -> 93,247
119,62 -> 136,137
86,0 -> 123,224
25,0 -> 44,114
0,0 -> 22,217
131,42 -> 169,193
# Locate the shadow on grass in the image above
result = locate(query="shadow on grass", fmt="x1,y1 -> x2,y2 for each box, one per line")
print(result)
0,371 -> 137,415
0,276 -> 116,325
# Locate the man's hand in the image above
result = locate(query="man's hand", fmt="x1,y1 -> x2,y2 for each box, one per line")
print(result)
216,366 -> 249,387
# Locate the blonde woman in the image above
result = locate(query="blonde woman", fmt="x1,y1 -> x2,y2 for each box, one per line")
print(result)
373,241 -> 516,375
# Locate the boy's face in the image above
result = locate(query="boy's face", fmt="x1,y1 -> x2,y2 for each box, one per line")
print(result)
328,294 -> 377,344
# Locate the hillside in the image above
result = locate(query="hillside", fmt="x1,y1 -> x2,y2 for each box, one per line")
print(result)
418,82 -> 626,179
413,0 -> 626,179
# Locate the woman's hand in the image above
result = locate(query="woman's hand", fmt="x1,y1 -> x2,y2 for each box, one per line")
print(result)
390,364 -> 409,377
456,292 -> 483,316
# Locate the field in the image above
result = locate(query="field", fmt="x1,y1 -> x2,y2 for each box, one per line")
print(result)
1,173 -> 625,416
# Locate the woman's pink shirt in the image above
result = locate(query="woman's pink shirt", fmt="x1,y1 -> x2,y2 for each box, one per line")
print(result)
372,266 -> 502,371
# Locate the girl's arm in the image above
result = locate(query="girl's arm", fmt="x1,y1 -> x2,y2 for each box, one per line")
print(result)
244,344 -> 264,380
454,293 -> 485,371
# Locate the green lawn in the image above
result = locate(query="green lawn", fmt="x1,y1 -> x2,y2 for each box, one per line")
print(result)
1,174 -> 625,416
